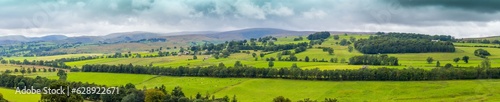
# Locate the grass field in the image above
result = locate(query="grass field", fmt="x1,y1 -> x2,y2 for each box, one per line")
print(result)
3,54 -> 104,61
21,72 -> 500,102
0,87 -> 41,102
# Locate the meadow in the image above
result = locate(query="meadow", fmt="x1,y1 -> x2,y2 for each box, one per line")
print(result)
0,87 -> 41,102
59,34 -> 500,70
19,72 -> 500,102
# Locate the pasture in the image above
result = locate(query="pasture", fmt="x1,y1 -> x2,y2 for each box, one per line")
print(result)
30,72 -> 500,102
0,87 -> 41,102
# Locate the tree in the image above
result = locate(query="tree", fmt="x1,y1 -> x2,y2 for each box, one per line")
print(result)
436,61 -> 441,67
453,57 -> 460,63
260,53 -> 265,58
444,63 -> 453,68
474,49 -> 491,58
0,93 -> 6,102
462,56 -> 470,63
349,36 -> 356,42
20,68 -> 26,75
268,61 -> 274,68
57,69 -> 67,81
252,53 -> 257,58
145,89 -> 165,102
291,63 -> 298,69
171,86 -> 185,97
333,35 -> 340,40
232,95 -> 237,102
324,98 -> 338,102
340,58 -> 346,63
328,49 -> 334,55
481,59 -> 491,68
426,57 -> 434,64
273,96 -> 291,102
348,46 -> 354,52
305,56 -> 310,62
234,61 -> 243,67
193,55 -> 197,60
339,39 -> 349,46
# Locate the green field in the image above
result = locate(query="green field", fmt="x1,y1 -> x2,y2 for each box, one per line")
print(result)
3,34 -> 500,101
61,34 -> 500,70
0,87 -> 41,102
3,53 -> 104,61
16,72 -> 500,102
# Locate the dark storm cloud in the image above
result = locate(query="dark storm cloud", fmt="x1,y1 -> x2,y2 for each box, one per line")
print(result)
394,0 -> 500,13
0,0 -> 499,38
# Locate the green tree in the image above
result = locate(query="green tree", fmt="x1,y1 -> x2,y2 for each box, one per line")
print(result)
462,56 -> 470,63
234,61 -> 243,67
144,89 -> 165,102
436,61 -> 441,67
57,69 -> 67,81
324,98 -> 338,102
444,63 -> 453,68
291,63 -> 298,69
426,57 -> 434,64
193,55 -> 197,60
232,95 -> 238,102
252,53 -> 257,58
349,36 -> 356,42
339,39 -> 348,46
305,56 -> 310,62
481,58 -> 491,68
333,35 -> 340,40
474,49 -> 491,58
171,86 -> 185,97
453,57 -> 460,63
268,61 -> 274,68
0,93 -> 7,102
273,96 -> 291,102
348,46 -> 354,52
328,49 -> 334,55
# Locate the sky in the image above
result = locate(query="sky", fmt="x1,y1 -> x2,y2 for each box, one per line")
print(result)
0,0 -> 499,38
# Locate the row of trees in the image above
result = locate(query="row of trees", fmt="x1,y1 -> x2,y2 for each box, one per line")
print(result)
307,32 -> 331,40
81,63 -> 500,81
456,39 -> 500,44
354,33 -> 455,54
348,55 -> 399,66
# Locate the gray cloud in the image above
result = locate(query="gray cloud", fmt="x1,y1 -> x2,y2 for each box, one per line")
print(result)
0,0 -> 499,38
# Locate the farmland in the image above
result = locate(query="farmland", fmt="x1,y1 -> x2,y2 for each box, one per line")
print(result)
1,33 -> 500,102
30,72 -> 500,102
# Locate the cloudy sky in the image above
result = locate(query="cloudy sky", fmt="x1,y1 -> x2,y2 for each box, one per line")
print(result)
0,0 -> 499,38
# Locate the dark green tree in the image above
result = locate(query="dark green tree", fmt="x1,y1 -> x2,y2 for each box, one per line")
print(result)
453,57 -> 460,63
462,56 -> 470,63
426,57 -> 434,64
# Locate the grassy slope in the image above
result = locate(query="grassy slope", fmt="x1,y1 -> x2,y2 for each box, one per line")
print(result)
0,87 -> 41,102
21,72 -> 500,102
50,34 -> 500,70
3,54 -> 104,61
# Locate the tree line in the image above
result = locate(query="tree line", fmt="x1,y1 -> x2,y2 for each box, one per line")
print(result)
348,55 -> 399,66
81,63 -> 500,81
307,32 -> 331,40
354,33 -> 455,54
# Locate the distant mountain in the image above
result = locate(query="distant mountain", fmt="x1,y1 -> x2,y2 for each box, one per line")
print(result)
103,31 -> 163,42
0,28 -> 375,45
31,35 -> 68,41
206,28 -> 314,40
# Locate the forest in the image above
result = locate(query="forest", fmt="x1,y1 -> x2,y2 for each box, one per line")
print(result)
354,33 -> 456,54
